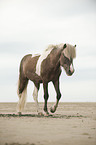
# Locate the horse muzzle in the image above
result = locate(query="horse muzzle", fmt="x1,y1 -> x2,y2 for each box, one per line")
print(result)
66,66 -> 75,76
67,64 -> 75,76
67,69 -> 74,76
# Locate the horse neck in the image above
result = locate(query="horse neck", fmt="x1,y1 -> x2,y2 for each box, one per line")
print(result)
51,49 -> 61,70
54,60 -> 60,71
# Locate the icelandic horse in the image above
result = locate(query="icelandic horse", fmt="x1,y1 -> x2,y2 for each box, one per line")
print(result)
17,43 -> 76,115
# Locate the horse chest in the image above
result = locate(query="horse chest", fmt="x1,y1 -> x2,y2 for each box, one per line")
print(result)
41,63 -> 61,82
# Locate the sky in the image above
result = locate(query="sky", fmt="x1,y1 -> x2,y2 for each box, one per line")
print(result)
0,0 -> 96,102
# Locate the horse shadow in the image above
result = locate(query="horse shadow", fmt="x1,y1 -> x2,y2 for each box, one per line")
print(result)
0,113 -> 85,118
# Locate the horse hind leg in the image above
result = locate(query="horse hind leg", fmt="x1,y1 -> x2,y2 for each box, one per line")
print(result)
33,83 -> 40,113
17,77 -> 28,115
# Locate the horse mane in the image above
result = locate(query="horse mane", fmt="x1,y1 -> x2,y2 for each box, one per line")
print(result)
44,44 -> 56,52
44,43 -> 64,52
44,43 -> 76,59
64,44 -> 76,59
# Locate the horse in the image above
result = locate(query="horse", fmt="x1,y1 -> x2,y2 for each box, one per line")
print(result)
17,43 -> 76,116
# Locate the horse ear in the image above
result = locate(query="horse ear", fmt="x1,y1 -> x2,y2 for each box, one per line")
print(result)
74,45 -> 76,47
63,44 -> 67,49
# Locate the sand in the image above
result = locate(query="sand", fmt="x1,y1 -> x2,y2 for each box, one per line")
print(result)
0,102 -> 96,145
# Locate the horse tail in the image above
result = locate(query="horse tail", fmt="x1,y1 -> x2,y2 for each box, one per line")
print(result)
17,57 -> 28,114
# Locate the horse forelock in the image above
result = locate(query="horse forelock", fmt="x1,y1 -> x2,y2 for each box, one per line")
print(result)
63,44 -> 76,59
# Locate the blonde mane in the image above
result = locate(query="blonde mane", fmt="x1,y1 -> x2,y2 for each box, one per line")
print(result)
44,43 -> 64,52
44,43 -> 76,59
44,44 -> 56,52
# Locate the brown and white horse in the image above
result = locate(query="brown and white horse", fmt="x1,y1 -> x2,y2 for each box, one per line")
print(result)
17,43 -> 76,115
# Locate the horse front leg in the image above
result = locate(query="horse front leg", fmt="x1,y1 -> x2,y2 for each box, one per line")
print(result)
43,82 -> 49,115
50,79 -> 61,113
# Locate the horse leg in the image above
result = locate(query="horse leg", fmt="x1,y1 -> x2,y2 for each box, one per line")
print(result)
50,79 -> 61,113
33,83 -> 40,113
43,82 -> 49,115
17,77 -> 28,115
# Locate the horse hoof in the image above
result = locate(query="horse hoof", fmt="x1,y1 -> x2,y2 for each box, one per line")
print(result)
38,111 -> 50,116
18,112 -> 22,116
50,107 -> 55,113
38,112 -> 44,116
43,111 -> 50,116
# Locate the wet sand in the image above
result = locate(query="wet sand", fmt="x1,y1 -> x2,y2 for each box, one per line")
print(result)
0,102 -> 96,145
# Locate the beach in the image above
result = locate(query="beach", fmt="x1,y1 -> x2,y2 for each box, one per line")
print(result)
0,102 -> 96,145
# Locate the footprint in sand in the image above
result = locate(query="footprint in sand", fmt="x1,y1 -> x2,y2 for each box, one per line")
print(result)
5,143 -> 35,145
72,126 -> 77,128
82,133 -> 89,135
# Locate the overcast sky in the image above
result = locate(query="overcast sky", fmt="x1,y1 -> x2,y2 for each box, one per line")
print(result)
0,0 -> 96,102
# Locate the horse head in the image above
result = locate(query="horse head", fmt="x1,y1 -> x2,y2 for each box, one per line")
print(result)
60,44 -> 76,76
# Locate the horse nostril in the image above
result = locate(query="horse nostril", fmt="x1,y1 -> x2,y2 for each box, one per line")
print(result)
68,70 -> 71,74
68,69 -> 74,76
69,70 -> 71,73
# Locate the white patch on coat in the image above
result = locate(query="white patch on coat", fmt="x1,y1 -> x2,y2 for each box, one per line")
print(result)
70,64 -> 74,73
33,85 -> 39,112
36,47 -> 53,76
32,54 -> 40,58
